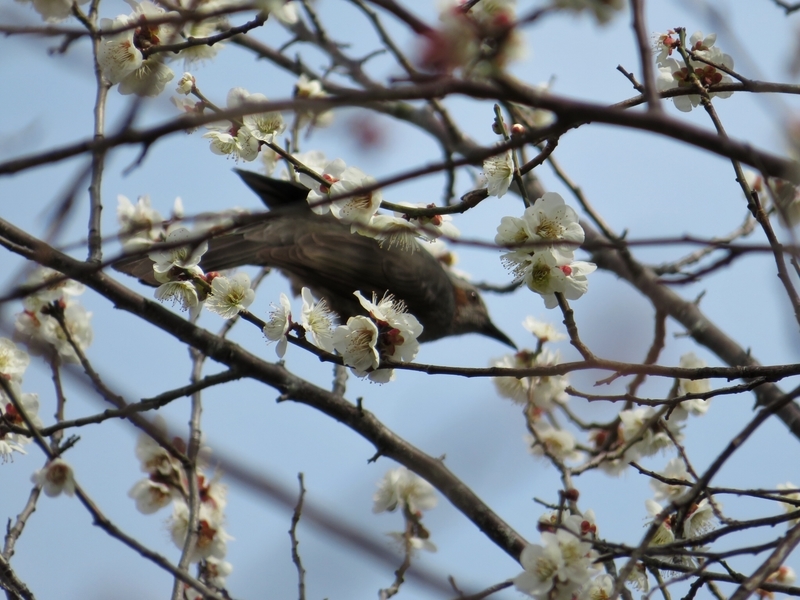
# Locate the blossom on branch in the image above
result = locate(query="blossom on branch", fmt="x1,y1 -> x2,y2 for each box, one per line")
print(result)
296,158 -> 384,225
300,288 -> 336,353
514,517 -> 598,599
14,268 -> 93,363
263,293 -> 292,358
206,273 -> 255,319
0,383 -> 42,461
0,338 -> 30,383
16,0 -> 90,22
32,458 -> 76,497
655,31 -> 734,112
97,2 -> 177,97
372,466 -> 437,514
483,150 -> 514,197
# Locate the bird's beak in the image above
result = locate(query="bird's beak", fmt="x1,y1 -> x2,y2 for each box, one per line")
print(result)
483,321 -> 517,349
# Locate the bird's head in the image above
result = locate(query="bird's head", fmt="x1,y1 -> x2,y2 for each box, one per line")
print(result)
449,278 -> 516,348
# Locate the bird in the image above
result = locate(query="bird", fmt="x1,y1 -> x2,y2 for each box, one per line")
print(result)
115,169 -> 515,347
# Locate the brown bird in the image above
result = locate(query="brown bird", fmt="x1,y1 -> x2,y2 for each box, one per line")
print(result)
116,170 -> 514,347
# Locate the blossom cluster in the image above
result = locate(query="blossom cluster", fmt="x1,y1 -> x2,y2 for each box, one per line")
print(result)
262,288 -> 422,383
290,152 -> 458,250
14,267 -> 93,364
589,352 -> 712,476
117,194 -> 256,318
172,74 -> 332,164
373,466 -> 438,553
42,0 -> 299,97
743,170 -> 800,229
262,287 -> 336,357
201,87 -> 287,162
495,192 -> 596,308
492,317 -> 581,462
655,30 -> 734,112
514,512 -> 599,599
493,317 -> 568,408
0,337 -> 40,462
419,0 -> 525,77
129,420 -> 233,591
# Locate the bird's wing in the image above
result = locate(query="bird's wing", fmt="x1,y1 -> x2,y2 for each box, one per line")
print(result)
253,227 -> 456,323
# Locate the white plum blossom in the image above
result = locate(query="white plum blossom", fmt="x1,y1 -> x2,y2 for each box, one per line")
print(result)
286,150 -> 329,182
373,466 -> 438,514
128,479 -> 173,514
203,557 -> 234,589
674,352 -> 712,417
172,1 -> 227,67
119,59 -> 175,97
297,157 -> 347,214
677,352 -> 710,395
492,349 -> 568,408
16,300 -> 93,363
497,193 -> 585,262
580,573 -> 614,600
496,194 -> 594,308
0,384 -> 43,460
684,498 -> 716,538
520,252 -> 597,309
523,316 -> 566,343
386,531 -> 437,553
645,499 -> 676,546
293,73 -> 334,128
263,293 -> 292,358
258,0 -> 300,25
332,315 -> 380,374
329,167 -> 383,226
97,3 -> 177,97
154,279 -> 201,311
21,267 -> 86,308
356,205 -> 459,250
149,228 -> 208,279
483,150 -> 514,197
655,31 -> 734,112
169,500 -> 231,563
16,0 -> 90,21
176,72 -> 195,94
394,204 -> 460,243
331,290 -> 424,383
32,458 -> 76,497
349,291 -> 423,379
627,563 -> 649,593
514,519 -> 598,600
300,288 -> 336,352
528,422 -> 580,462
205,273 -> 255,319
762,566 -> 797,590
619,407 -> 683,458
117,194 -> 165,248
241,94 -> 286,143
778,482 -> 800,521
203,88 -> 282,162
653,30 -> 679,66
97,16 -> 143,83
0,338 -> 30,383
650,458 -> 691,501
514,540 -> 564,598
353,214 -> 419,251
